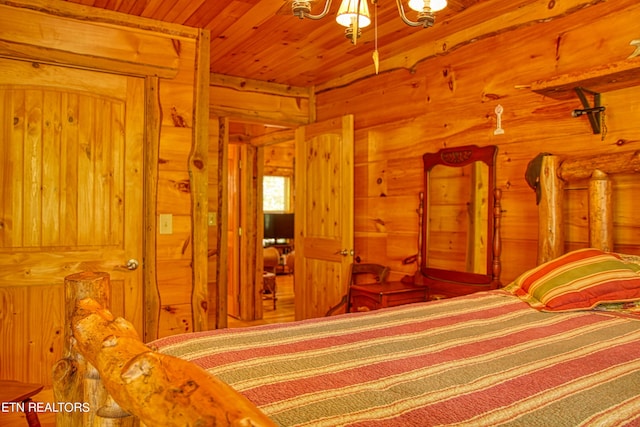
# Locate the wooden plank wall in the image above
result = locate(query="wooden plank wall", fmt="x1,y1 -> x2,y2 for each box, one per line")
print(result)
0,1 -> 208,385
315,0 -> 640,284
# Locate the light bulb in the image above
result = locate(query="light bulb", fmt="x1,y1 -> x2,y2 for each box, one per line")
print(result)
407,0 -> 447,13
335,0 -> 371,28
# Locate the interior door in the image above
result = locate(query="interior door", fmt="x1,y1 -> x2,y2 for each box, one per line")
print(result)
294,115 -> 354,320
0,58 -> 144,384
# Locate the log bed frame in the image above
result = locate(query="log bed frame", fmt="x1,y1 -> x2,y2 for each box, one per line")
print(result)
52,272 -> 275,426
537,149 -> 640,264
53,149 -> 640,426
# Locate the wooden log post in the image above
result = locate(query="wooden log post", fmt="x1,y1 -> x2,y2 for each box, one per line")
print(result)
589,169 -> 613,252
52,271 -> 137,426
58,271 -> 276,426
538,155 -> 564,264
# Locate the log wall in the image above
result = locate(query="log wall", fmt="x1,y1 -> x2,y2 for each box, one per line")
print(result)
315,0 -> 640,284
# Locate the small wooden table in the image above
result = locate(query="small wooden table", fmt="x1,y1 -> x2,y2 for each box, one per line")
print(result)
0,380 -> 44,426
349,281 -> 429,312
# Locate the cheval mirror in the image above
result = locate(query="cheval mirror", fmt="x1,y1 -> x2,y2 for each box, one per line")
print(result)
420,145 -> 501,297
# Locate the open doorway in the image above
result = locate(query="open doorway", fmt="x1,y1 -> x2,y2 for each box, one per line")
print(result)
226,121 -> 296,327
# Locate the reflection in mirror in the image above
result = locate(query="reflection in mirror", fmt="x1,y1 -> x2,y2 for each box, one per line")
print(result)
420,145 -> 501,297
427,161 -> 489,274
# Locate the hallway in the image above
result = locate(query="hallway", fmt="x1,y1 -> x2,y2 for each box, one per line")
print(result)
227,273 -> 295,328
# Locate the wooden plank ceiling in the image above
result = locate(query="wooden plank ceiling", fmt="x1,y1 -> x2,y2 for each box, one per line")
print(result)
62,0 -> 481,88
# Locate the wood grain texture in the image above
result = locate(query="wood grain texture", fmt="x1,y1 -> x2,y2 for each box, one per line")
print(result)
0,2 -> 206,386
56,271 -> 275,427
189,28 -> 210,333
295,116 -> 354,320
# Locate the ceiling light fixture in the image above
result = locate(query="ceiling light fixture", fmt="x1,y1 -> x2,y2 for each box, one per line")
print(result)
292,0 -> 447,43
335,0 -> 371,43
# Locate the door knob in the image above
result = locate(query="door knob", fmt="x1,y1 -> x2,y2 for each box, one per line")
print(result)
335,249 -> 354,257
125,259 -> 140,270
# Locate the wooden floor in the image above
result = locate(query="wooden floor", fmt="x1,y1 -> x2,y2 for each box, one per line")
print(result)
0,276 -> 295,426
228,273 -> 295,328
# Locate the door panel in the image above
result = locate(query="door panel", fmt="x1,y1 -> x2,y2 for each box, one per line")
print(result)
0,59 -> 144,385
294,115 -> 354,320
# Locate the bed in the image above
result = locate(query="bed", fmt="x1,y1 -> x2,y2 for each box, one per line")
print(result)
54,149 -> 640,426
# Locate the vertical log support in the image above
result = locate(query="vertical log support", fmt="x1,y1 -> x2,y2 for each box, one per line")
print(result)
589,169 -> 613,252
143,76 -> 161,342
538,155 -> 564,264
189,29 -> 211,333
52,272 -> 137,427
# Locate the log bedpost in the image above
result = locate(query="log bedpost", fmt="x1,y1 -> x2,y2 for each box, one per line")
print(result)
589,169 -> 613,252
538,155 -> 564,264
52,271 -> 136,426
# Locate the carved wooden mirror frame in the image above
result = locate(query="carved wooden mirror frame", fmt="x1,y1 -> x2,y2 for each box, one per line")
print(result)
420,145 -> 501,296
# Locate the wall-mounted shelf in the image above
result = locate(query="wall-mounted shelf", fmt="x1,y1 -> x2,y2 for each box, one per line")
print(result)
531,57 -> 640,100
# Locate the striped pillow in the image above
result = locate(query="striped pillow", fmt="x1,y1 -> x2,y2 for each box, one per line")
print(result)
509,248 -> 640,312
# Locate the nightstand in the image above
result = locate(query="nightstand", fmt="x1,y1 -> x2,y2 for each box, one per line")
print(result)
349,281 -> 429,312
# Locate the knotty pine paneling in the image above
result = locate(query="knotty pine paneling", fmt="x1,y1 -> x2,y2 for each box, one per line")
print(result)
158,127 -> 192,171
264,143 -> 295,176
156,74 -> 199,337
317,1 -> 640,284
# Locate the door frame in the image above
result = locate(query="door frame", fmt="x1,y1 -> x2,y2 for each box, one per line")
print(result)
224,122 -> 296,322
220,115 -> 354,323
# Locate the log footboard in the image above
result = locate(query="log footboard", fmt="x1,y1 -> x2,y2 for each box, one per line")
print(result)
53,271 -> 275,427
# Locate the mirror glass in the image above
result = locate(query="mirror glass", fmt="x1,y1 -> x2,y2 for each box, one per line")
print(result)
426,161 -> 489,273
421,145 -> 498,284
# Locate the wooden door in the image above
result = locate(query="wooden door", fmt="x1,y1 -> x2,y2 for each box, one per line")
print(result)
294,115 -> 354,320
0,59 -> 144,385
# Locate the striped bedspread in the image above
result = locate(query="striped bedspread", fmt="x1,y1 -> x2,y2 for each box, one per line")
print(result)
154,291 -> 640,426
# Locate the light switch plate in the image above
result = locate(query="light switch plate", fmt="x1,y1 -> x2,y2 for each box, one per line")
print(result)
159,214 -> 173,234
208,212 -> 217,226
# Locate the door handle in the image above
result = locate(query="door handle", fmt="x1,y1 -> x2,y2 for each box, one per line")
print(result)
124,259 -> 140,270
335,249 -> 354,257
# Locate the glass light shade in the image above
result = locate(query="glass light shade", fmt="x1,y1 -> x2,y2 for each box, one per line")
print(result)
407,0 -> 447,12
335,0 -> 371,28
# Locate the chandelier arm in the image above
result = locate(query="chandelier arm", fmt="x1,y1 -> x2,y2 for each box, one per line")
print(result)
395,0 -> 425,27
303,0 -> 333,20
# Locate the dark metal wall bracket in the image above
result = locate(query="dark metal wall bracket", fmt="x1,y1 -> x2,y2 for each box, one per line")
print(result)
572,87 -> 605,134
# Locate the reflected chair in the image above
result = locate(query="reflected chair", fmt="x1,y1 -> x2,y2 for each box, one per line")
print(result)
325,263 -> 390,316
263,246 -> 280,274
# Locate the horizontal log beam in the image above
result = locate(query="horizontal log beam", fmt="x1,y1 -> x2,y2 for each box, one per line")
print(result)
558,150 -> 640,181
